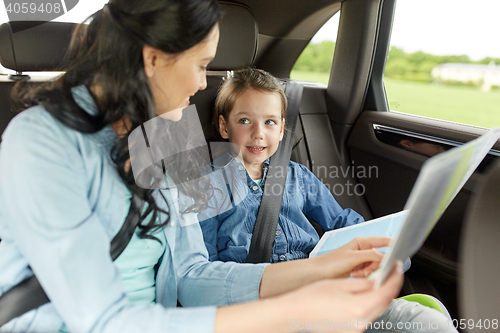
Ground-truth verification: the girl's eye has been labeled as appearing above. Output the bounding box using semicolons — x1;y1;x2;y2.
238;118;250;124
265;119;277;125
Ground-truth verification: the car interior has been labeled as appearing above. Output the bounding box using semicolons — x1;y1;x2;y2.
459;158;500;329
1;0;499;329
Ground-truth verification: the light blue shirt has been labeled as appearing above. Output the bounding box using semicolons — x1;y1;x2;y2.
0;85;268;333
59;200;167;333
112;212;167;306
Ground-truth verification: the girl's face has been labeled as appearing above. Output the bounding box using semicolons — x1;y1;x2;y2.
219;88;285;178
145;24;220;119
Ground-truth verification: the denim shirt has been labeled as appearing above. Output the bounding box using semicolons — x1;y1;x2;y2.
0;86;268;333
199;156;365;263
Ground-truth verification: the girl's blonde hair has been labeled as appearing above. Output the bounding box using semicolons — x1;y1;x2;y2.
213;67;287;139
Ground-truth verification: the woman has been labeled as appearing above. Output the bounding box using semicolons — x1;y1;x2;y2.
0;0;402;332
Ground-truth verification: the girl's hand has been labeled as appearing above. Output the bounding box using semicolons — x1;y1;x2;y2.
314;236;391;279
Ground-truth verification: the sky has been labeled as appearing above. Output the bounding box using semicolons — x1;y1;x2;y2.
313;0;500;61
1;0;499;61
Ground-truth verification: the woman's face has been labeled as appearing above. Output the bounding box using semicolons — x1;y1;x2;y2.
146;24;220;118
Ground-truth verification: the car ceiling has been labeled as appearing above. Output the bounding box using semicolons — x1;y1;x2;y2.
222;0;341;38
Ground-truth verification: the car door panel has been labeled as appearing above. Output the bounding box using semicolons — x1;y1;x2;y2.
348;110;499;284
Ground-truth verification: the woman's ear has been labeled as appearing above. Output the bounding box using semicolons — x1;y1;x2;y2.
143;45;160;78
219;115;229;139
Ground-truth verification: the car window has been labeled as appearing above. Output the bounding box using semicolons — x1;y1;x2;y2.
290;12;340;85
384;0;500;129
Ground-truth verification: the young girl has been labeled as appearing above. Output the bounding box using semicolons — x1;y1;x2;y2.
200;67;365;263
199;67;457;333
0;1;405;332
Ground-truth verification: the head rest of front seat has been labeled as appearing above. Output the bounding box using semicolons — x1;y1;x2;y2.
0;21;75;72
208;2;258;71
0;2;258;73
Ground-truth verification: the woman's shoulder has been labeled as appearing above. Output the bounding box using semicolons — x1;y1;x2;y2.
0;105;92;169
3;105;77;144
6;104;54;126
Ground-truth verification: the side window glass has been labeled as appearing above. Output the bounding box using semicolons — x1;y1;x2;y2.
0;64;14;75
290;12;340;85
385;1;500;129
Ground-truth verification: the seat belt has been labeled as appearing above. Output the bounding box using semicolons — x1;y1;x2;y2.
247;80;304;264
0;195;145;327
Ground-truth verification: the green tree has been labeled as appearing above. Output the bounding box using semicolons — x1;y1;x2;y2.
385;58;414;79
387;46;405;58
294;41;497;87
293;41;335;73
384;48;475;83
476;57;500;65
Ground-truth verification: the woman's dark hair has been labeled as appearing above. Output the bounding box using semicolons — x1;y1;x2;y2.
12;0;220;239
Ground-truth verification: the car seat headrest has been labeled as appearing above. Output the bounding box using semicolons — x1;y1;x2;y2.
0;21;75;72
0;3;257;73
208;2;258;71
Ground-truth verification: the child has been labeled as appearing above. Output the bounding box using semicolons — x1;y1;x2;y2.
198;68;457;333
199;67;365;263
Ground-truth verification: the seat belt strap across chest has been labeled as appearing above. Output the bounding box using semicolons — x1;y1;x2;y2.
247;80;304;264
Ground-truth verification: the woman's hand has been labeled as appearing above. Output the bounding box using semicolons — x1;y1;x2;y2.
314;236;391;279
216;263;403;333
283;263;403;333
259;236;391;299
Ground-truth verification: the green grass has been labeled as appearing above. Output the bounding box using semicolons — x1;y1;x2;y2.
291;70;330;86
291;70;500;129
